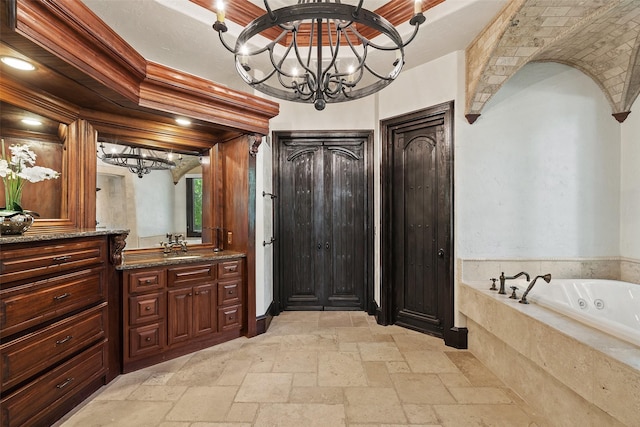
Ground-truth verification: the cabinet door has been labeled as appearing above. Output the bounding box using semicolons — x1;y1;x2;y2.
167;288;192;346
193;284;216;338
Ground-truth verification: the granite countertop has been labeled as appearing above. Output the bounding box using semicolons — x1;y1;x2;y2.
117;249;246;270
0;228;129;244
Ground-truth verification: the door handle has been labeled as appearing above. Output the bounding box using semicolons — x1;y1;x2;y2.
438;248;445;258
317;243;322;250
325;242;330;250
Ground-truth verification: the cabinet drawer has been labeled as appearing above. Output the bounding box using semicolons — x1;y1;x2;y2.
0;238;106;285
218;259;242;280
218;304;242;332
168;263;215;287
129;322;165;359
129;292;165;326
0;267;105;338
218;279;241;306
0;341;106;427
0;303;107;391
128;269;165;293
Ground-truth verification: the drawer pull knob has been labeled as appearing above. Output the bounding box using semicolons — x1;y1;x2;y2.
56;335;73;345
145;306;151;311
53;293;71;301
195;291;200;295
52;255;72;262
144;279;152;284
56;377;74;389
228;290;233;294
146;337;151;342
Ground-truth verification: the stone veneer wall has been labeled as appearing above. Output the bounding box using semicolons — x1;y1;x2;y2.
459;282;640;426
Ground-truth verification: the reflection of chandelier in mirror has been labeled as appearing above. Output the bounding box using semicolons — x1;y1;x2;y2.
213;0;425;110
98;143;178;178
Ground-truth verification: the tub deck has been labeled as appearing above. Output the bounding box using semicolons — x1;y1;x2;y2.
460;280;640;426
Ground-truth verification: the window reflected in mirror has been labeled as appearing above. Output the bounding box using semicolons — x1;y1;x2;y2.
96;142;203;249
186;176;202;237
0;101;66;218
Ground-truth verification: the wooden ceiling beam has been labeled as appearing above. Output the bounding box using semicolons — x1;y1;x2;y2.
191;0;445;45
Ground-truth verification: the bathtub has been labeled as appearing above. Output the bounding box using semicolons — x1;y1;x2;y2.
525;279;640;347
459;280;640;426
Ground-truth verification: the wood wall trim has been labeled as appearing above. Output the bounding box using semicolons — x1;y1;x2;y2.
10;0;279;136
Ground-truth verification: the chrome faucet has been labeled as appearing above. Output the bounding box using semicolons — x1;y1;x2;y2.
519;273;552;304
498;271;530;295
160;233;188;254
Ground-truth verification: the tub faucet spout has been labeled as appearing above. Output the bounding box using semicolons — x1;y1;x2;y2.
519;274;552;304
498;271;530;295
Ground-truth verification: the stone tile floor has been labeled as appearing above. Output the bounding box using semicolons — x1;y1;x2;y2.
57;311;548;426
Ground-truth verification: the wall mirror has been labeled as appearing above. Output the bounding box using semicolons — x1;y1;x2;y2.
0;100;68;220
95;140;205;250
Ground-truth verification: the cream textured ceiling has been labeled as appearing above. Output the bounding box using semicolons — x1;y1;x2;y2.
465;0;640;123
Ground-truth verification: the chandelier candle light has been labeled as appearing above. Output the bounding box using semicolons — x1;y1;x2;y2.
213;0;426;110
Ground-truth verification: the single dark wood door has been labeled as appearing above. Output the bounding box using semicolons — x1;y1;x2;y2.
383;103;453;338
276;133;369;310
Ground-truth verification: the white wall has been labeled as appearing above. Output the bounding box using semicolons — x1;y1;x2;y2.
268;95;376;131
133;169;175;240
456;62;621;258
620;99;640;259
256;138;274;316
378;51;461;120
173;176;187;235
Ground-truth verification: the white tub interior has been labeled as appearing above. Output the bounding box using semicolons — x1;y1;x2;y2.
523;279;640;348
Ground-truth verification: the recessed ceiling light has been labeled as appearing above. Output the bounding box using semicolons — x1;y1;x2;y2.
1;56;35;71
175;118;191;126
21;118;42;126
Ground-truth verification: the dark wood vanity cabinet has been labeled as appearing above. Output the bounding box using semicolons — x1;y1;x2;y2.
122;257;244;372
0;235;117;427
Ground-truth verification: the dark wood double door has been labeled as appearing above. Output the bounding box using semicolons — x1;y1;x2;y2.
274;131;372;311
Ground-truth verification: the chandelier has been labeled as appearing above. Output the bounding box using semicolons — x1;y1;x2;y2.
213;0;425;110
98;143;177;178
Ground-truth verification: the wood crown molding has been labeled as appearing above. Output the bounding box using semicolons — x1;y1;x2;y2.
141;62;279;136
9;0;279;136
0;77;79;124
81;108;220;152
13;0;146;103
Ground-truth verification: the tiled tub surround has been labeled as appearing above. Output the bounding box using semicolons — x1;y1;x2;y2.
460;258;625;283
621;257;640;284
459;281;640;426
